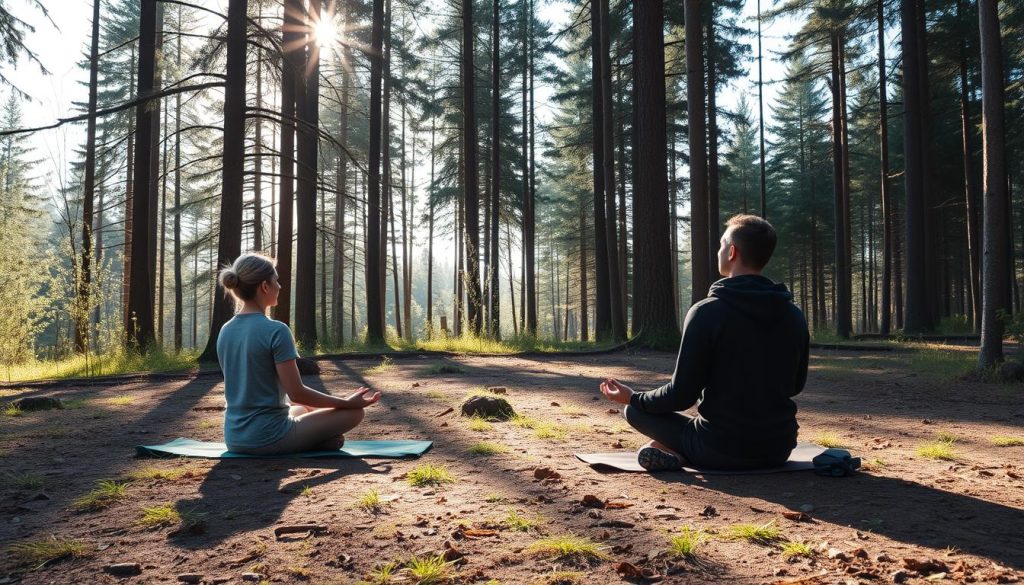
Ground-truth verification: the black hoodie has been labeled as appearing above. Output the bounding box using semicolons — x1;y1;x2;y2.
630;274;809;461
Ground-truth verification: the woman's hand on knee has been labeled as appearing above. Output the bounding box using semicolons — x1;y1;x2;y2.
600;378;634;405
342;387;382;409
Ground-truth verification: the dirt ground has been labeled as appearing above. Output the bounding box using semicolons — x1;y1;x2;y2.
1;348;1023;585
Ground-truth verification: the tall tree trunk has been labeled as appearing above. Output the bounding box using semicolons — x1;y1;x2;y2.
489;0;501;339
590;0;611;340
686;0;710;306
294;0;320;348
276;0;301;326
757;0;767;218
332;4;351;344
199;0;247;362
148;4;163;322
878;0;893;335
903;0;931;333
173;4;183;352
831;29;852;339
123;46;136;330
616;59;628;320
707;10;721;276
977;0;1008;367
427;96;436;337
959;0;982;331
76;0;102;353
158;94;169;345
599;0;624;341
579;203;589;341
463;0;483;336
632;0;678;344
127;0;158;348
525;0;537;336
253;5;264;252
366;0;386;343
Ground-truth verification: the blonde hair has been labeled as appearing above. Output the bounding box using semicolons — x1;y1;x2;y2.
218;253;277;306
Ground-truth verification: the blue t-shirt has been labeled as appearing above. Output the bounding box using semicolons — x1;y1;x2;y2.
216;313;299;449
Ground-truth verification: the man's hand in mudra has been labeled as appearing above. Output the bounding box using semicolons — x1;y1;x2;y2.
599;378;634;405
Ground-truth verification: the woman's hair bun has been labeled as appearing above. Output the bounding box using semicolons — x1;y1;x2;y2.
220;269;240;290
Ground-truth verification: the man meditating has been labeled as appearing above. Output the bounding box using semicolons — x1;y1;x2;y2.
600;214;809;471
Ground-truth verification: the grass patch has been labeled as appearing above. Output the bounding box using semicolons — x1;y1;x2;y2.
559;405;585;417
534;572;585;585
2;472;45;491
525;535;609;563
533;421;566;440
484;493;507;503
288;566;312;579
511;414;539;429
426;363;465;375
991;435;1024;447
917;438;958;460
106;394;135;406
137;503;205;530
299;484;313;497
425;390;448;402
467;416;493;432
468;441;508;456
406;463;455;487
404;554;456;584
4;537;88;568
781;541;815;558
936;431;959;444
365;356;395;374
72;479;127;511
2;348;200;383
356;488;382;512
123;465;198;483
812;431;847;449
2;403;23;417
726;521;783;545
668;526;707;558
365;560;399;584
502;508;543;532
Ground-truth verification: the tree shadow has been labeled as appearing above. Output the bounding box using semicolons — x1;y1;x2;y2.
603;468;1024;569
169;457;391;549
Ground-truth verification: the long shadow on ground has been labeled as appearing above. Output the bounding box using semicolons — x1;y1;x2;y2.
611;468;1024;570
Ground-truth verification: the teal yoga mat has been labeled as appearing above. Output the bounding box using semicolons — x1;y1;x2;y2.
136;437;433;459
575;442;826;474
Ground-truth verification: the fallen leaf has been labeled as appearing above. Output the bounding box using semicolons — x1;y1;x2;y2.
605;501;633;509
782;511;812;522
581;494;605;508
607;408;620;414
550;401;560;407
433;407;454;417
615;561;644;578
457;528;498;539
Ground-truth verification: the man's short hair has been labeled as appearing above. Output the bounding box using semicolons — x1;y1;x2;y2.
725;214;777;270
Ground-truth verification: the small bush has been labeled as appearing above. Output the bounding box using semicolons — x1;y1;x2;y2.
917;439;958;460
2;403;22;417
357;488;382;512
404;554;456;584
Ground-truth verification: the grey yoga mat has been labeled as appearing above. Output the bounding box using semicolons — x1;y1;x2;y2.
575;442;826;474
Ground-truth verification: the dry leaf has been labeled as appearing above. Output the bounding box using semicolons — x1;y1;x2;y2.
605;501;634;509
901;558;948;575
581;494;605;508
534;467;561;481
782;511;811;522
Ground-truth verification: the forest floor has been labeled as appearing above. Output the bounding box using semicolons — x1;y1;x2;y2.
1;347;1023;585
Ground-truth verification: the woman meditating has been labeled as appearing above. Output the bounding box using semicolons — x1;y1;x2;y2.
217;253;381;455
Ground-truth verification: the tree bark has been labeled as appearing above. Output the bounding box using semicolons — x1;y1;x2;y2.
199;0;247;362
686;0;710;306
463;0;483;336
902;0;930;333
127;0;158;348
878;0;893;335
599;0;624;340
294;0;320;348
276;0;301;326
590;0;610;340
173;4;183;352
365;0;386;343
977;0;1008;368
632;0;678;344
76;0;101;353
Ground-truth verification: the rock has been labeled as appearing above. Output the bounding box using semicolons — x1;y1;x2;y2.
296;357;321;375
177;574;203;583
890;569;910;583
876;554;895;563
486;386;507;394
700;505;718;517
103;563;142;577
828;548;850;561
241;573;265;582
1000;361;1024;382
210;578;231;584
460;395;515;420
11;396;63;411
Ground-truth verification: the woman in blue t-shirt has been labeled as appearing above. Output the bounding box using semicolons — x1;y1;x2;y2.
216;253;381;454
